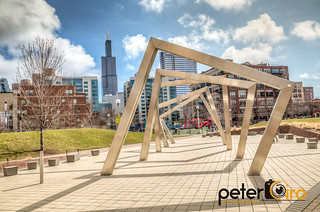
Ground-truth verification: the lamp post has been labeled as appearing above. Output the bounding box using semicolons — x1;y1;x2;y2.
4;101;8;131
196;105;200;134
107;113;110;129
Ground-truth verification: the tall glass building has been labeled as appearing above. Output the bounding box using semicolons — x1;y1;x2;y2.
160;51;197;96
62;76;99;112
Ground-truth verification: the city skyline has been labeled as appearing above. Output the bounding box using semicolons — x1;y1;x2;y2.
0;0;319;99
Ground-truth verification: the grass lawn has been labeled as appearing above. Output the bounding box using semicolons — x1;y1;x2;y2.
0;128;153;161
250;117;320;130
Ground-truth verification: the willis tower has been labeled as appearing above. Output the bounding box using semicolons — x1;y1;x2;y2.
101;30;118;95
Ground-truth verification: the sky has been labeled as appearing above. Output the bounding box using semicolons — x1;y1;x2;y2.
0;0;320;99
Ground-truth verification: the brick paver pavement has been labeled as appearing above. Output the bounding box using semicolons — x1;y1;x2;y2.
0;134;319;211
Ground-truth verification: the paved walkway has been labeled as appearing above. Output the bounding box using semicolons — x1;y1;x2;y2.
0;135;319;211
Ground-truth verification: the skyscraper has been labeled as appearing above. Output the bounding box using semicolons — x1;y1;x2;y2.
0;78;10;93
160;51;197;96
101;30;118;95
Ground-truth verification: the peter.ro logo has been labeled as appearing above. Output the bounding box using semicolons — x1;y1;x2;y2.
265;179;306;201
218;179;306;205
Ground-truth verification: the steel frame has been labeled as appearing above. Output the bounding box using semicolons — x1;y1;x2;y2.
101;38;294;176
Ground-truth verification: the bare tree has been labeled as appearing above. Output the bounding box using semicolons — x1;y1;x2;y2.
84;103;100;128
16;37;65;184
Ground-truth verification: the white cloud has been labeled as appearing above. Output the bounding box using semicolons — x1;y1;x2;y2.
126;64;135;71
138;0;166;14
177;13;230;44
221;44;272;64
122;34;148;59
233;13;287;44
0;0;97;85
168;35;205;51
299;73;320;80
200;0;255;11
291;21;320;41
0;55;19;84
55;38;96;76
300;73;310;79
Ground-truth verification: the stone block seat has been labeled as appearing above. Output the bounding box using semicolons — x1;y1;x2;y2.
48;158;60;166
248;131;257;136
278;134;285;138
286;134;294;140
27;161;37;170
202;134;206;138
67;153;80;162
296;137;305;143
3;166;18;176
308;138;318;143
91;149;100;156
307;142;317;149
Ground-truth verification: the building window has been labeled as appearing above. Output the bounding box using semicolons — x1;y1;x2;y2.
84;89;88;92
26;90;33;96
76;108;80;114
230;100;237;106
84;85;88;88
264;68;271;74
230;91;236;97
66;90;73;95
228;75;234;79
84;81;88;84
238;90;246;98
73;99;77;105
62;99;65;103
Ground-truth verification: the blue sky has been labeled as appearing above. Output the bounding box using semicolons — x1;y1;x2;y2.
0;0;320;98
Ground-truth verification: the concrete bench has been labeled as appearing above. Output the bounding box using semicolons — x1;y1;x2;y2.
3;166;18;176
307;142;317;149
286;134;294;140
202;134;206;138
48;158;60;166
278;134;285;138
209;133;213;137
67;153;80;162
248;131;257;136
308;138;318;143
27;161;37;170
91;149;100;156
260;131;264;135
296;137;305;143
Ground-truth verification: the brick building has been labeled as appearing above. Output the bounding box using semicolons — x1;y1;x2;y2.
303;87;314;101
193;62;290;126
16;84;90;130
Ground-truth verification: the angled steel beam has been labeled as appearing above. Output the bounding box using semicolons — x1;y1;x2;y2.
161;119;175;144
159;118;169;147
151;38;292;90
154;104;162;152
222;85;232;150
159;87;207;109
248;86;294;175
160;94;200;119
139;71;162;161
158;69;254;89
236;84;256;158
101;41;158;175
161;79;199;87
201;93;227;145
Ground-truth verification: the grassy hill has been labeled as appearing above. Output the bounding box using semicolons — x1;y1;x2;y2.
0;128;152;161
250;117;320;131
